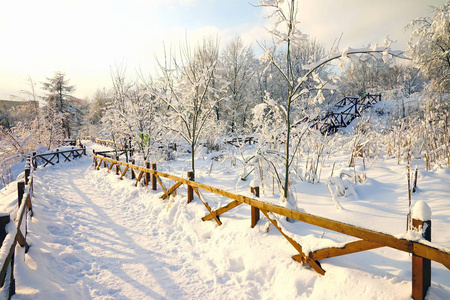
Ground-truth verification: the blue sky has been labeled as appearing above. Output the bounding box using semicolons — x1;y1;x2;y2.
0;0;445;100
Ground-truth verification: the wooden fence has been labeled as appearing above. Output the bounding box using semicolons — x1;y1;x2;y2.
0;158;34;299
76;137;125;149
299;93;382;135
31;147;86;170
93;153;449;299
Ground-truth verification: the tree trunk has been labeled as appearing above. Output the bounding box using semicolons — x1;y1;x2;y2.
191;143;195;180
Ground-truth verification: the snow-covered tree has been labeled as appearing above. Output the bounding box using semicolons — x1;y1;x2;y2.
220;36;258;134
404;2;450;168
152;38;228;178
256;0;406;203
41;72;83;138
101;65;166;162
408;2;450;97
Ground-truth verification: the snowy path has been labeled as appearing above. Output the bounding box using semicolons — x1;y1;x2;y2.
14;157;221;299
9;151;450;299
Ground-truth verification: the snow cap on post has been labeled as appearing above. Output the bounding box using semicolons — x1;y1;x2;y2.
250;177;260;188
412;200;432;221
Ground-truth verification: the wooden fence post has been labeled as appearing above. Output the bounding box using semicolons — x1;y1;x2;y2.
250;185;260;228
115;156;120;175
412;166;418;193
146;162;150;186
32;152;37;170
93;150;97;168
131;159;135;180
24;165;30;186
17;181;25;207
187;171;194;203
0;214;15;297
411;201;431;300
152;164;157;191
56;149;59;163
0;214;10;248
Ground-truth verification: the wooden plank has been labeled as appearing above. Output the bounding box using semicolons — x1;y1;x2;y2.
202;200;242;221
307;240;383;261
41;154;56;167
155;175;167;193
0;240;16;288
26;193;33;217
413;243;450;270
261;209;303;254
193;187;222;226
119;166;129;180
96;158;104;170
135;171;144;187
261;209;325;275
107;162;115;173
16;230;30;252
161;181;183;200
61;152;71;162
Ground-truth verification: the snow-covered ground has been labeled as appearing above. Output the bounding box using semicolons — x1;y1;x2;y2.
0;141;449;299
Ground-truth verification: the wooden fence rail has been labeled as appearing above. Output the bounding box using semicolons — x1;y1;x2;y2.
93;154;449;300
0;158;34;299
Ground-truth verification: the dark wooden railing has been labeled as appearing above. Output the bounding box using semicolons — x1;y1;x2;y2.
31;147;86;170
0;147;86;298
305;94;382;134
0;158;34;299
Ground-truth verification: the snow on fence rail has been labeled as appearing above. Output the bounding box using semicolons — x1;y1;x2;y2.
93;153;450;300
0;157;33;299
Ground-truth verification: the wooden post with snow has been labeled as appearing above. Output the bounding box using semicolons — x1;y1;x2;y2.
250;179;260;228
187;171;194;203
411;201;432;300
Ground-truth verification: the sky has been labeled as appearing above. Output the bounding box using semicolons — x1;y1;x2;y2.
0;0;446;101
